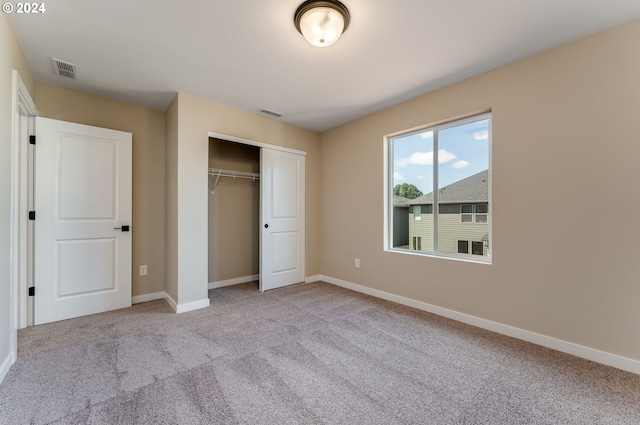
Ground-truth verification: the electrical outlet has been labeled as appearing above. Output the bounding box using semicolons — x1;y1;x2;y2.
355;258;360;268
139;265;148;276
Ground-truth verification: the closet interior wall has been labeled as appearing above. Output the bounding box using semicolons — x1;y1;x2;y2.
208;138;260;284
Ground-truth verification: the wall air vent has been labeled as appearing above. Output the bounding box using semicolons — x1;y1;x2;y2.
51;58;77;80
259;108;283;118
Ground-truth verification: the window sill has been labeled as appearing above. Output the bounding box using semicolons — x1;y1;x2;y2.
385;247;492;265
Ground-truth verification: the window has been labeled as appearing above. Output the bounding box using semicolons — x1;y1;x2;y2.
461;204;488;223
475;204;488;224
461;204;473;223
457;240;469;254
386;113;491;262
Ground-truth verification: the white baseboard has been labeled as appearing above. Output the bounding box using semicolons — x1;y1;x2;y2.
132;291;167;304
208;275;259;289
176;298;210;314
0;350;15;385
207;274;320;289
139;291;209;314
164;292;178;312
320;275;640;375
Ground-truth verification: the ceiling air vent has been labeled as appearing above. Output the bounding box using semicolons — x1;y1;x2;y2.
259;108;283;118
51;58;77;80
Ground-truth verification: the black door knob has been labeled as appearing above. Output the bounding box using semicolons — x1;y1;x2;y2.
264;224;269;228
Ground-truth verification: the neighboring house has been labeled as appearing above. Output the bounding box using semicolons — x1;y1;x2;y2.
404;170;489;256
393;195;411;247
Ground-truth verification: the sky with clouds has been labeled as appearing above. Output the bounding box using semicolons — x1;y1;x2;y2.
392;118;489;194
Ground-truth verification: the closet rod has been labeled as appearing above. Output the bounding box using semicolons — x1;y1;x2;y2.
208;168;260;194
208;168;260;180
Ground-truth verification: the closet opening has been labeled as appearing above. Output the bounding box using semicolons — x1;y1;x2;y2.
207;132;307;293
208;138;260;291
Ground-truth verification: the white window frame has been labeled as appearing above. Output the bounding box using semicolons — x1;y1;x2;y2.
474;204;488;224
383;112;492;264
461;204;473;223
472;241;485;256
457;240;469;254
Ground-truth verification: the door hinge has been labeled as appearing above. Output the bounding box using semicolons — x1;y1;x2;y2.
28;287;35;296
28;211;36;220
29;135;36;145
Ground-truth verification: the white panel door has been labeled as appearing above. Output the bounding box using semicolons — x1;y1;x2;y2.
260;148;305;291
34;117;132;325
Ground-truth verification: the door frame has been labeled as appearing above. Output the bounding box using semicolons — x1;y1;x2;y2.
10;70;37;364
207;132;306;288
209;132;306;157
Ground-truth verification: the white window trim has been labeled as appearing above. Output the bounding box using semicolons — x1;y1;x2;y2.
461;204;473;223
383;111;492;264
471;241;485;256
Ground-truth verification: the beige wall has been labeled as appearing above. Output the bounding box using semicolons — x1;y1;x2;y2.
165;93;321;305
35;84;166;298
208;139;260;282
320;19;640;361
0;13;35;376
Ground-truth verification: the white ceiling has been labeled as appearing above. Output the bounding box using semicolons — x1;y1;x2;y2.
8;1;640;132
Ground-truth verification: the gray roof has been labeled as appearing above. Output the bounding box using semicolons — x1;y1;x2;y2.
409;170;488;205
394;195;412;207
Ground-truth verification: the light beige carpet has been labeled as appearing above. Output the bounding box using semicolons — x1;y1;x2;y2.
1;281;639;424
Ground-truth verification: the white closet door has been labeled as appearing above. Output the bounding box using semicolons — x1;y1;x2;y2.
33;117;132;325
260;148;305;291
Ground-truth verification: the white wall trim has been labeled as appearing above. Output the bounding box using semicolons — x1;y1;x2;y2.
320;275;640;375
305;275;321;283
9;70;37;379
132;291;167;304
208;132;306;156
208;275;258;289
135;292;209;314
164;292;178;312
175;298;210;314
0;350;15;385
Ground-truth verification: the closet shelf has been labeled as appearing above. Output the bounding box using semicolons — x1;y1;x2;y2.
208;168;260;194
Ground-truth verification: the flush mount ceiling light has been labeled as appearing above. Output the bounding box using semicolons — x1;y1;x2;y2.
294;0;350;47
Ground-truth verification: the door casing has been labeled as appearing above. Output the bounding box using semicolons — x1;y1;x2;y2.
9;71;37;373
